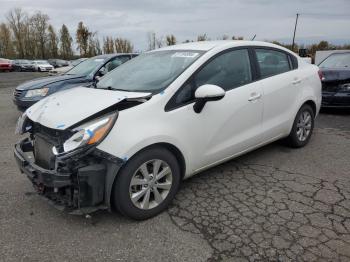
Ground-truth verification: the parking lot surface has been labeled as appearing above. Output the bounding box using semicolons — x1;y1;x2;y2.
1;72;350;261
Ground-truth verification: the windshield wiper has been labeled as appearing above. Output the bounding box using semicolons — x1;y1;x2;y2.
97;85;113;90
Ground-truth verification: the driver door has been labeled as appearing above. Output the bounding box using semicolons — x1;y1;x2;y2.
166;48;264;171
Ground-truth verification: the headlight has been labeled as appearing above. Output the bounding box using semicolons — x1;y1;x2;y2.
340;83;350;91
53;113;117;155
25;87;49;98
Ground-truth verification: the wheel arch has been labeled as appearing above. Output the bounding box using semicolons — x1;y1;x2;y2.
126;142;187;179
107;142;187;211
303;99;317;116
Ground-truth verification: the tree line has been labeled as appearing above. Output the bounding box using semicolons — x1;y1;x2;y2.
1;8;349;60
0;8;135;59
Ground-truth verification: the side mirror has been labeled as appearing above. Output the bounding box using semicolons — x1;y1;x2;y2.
97;67;107;77
94;75;101;82
193;84;225;113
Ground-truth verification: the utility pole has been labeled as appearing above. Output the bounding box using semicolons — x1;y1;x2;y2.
292;13;300;52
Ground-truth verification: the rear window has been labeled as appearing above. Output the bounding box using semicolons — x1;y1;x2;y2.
319;53;350;69
255;49;291;78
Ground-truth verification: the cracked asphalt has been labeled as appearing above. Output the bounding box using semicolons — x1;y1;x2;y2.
1;72;350;261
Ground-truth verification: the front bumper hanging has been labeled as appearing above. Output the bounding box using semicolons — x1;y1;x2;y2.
14;137;123;214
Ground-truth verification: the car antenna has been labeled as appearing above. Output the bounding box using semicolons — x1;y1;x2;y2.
251;34;256;41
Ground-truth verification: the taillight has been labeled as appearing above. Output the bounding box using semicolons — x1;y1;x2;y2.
318;70;324;81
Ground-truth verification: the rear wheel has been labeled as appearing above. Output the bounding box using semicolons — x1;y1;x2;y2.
286;104;314;148
113;147;181;220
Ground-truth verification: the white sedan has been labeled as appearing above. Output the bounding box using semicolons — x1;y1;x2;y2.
32;60;54;72
15;41;321;220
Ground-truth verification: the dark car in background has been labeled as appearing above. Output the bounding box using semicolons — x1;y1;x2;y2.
13;53;137;111
12;60;36;72
48;59;69;68
0;58;12;72
319;52;350;108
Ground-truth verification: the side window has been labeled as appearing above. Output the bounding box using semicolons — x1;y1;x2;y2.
255;49;291;78
174;49;252;105
105;56;130;72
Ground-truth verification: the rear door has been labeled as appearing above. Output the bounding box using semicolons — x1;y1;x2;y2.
254;48;300;140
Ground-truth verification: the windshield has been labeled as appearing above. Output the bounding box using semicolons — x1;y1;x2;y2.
35;61;47;64
319;53;350;69
71;59;85;66
66;57;106;75
96;50;204;92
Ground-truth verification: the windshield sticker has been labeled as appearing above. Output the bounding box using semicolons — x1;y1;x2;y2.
171;52;199;58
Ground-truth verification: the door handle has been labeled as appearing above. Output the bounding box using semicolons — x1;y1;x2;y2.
292;79;302;85
248;93;262;102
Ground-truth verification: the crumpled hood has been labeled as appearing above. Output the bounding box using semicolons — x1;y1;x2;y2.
16;74;86;90
26;87;150;129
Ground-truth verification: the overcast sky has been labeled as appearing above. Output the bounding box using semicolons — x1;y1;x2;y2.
0;0;349;51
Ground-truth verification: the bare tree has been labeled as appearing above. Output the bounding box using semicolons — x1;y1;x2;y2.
6;8;27;58
114;38;133;53
103;36;114;54
59;24;73;59
166;34;177;46
147;31;156;50
87;32;102;56
30;11;49;58
197;33;208;41
232;36;243;40
221;34;229;40
156;35;164;48
0;23;15;58
47;24;58;58
76;21;91;57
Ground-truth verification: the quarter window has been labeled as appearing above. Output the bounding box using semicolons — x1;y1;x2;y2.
255;49;291;78
174;49;252;105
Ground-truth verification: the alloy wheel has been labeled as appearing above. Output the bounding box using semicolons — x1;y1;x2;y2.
296;111;312;142
129;159;173;210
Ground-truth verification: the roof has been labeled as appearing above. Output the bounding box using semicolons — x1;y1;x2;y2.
154;40;293;53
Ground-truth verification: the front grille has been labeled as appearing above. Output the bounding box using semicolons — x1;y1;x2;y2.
13;89;24;98
322;82;340;92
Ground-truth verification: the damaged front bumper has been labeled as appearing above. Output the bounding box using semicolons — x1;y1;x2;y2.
14;137;124;214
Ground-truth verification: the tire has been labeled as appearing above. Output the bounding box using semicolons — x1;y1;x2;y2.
286;104;315;148
113;147;181;220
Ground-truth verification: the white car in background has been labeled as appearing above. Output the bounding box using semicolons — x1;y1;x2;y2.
15;41;321;220
32;60;54;72
49;58;88;75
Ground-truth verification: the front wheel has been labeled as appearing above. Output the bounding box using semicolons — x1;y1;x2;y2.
286;104;315;148
112;147;181;220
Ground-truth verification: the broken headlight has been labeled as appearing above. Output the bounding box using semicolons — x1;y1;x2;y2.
53;113;117;155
